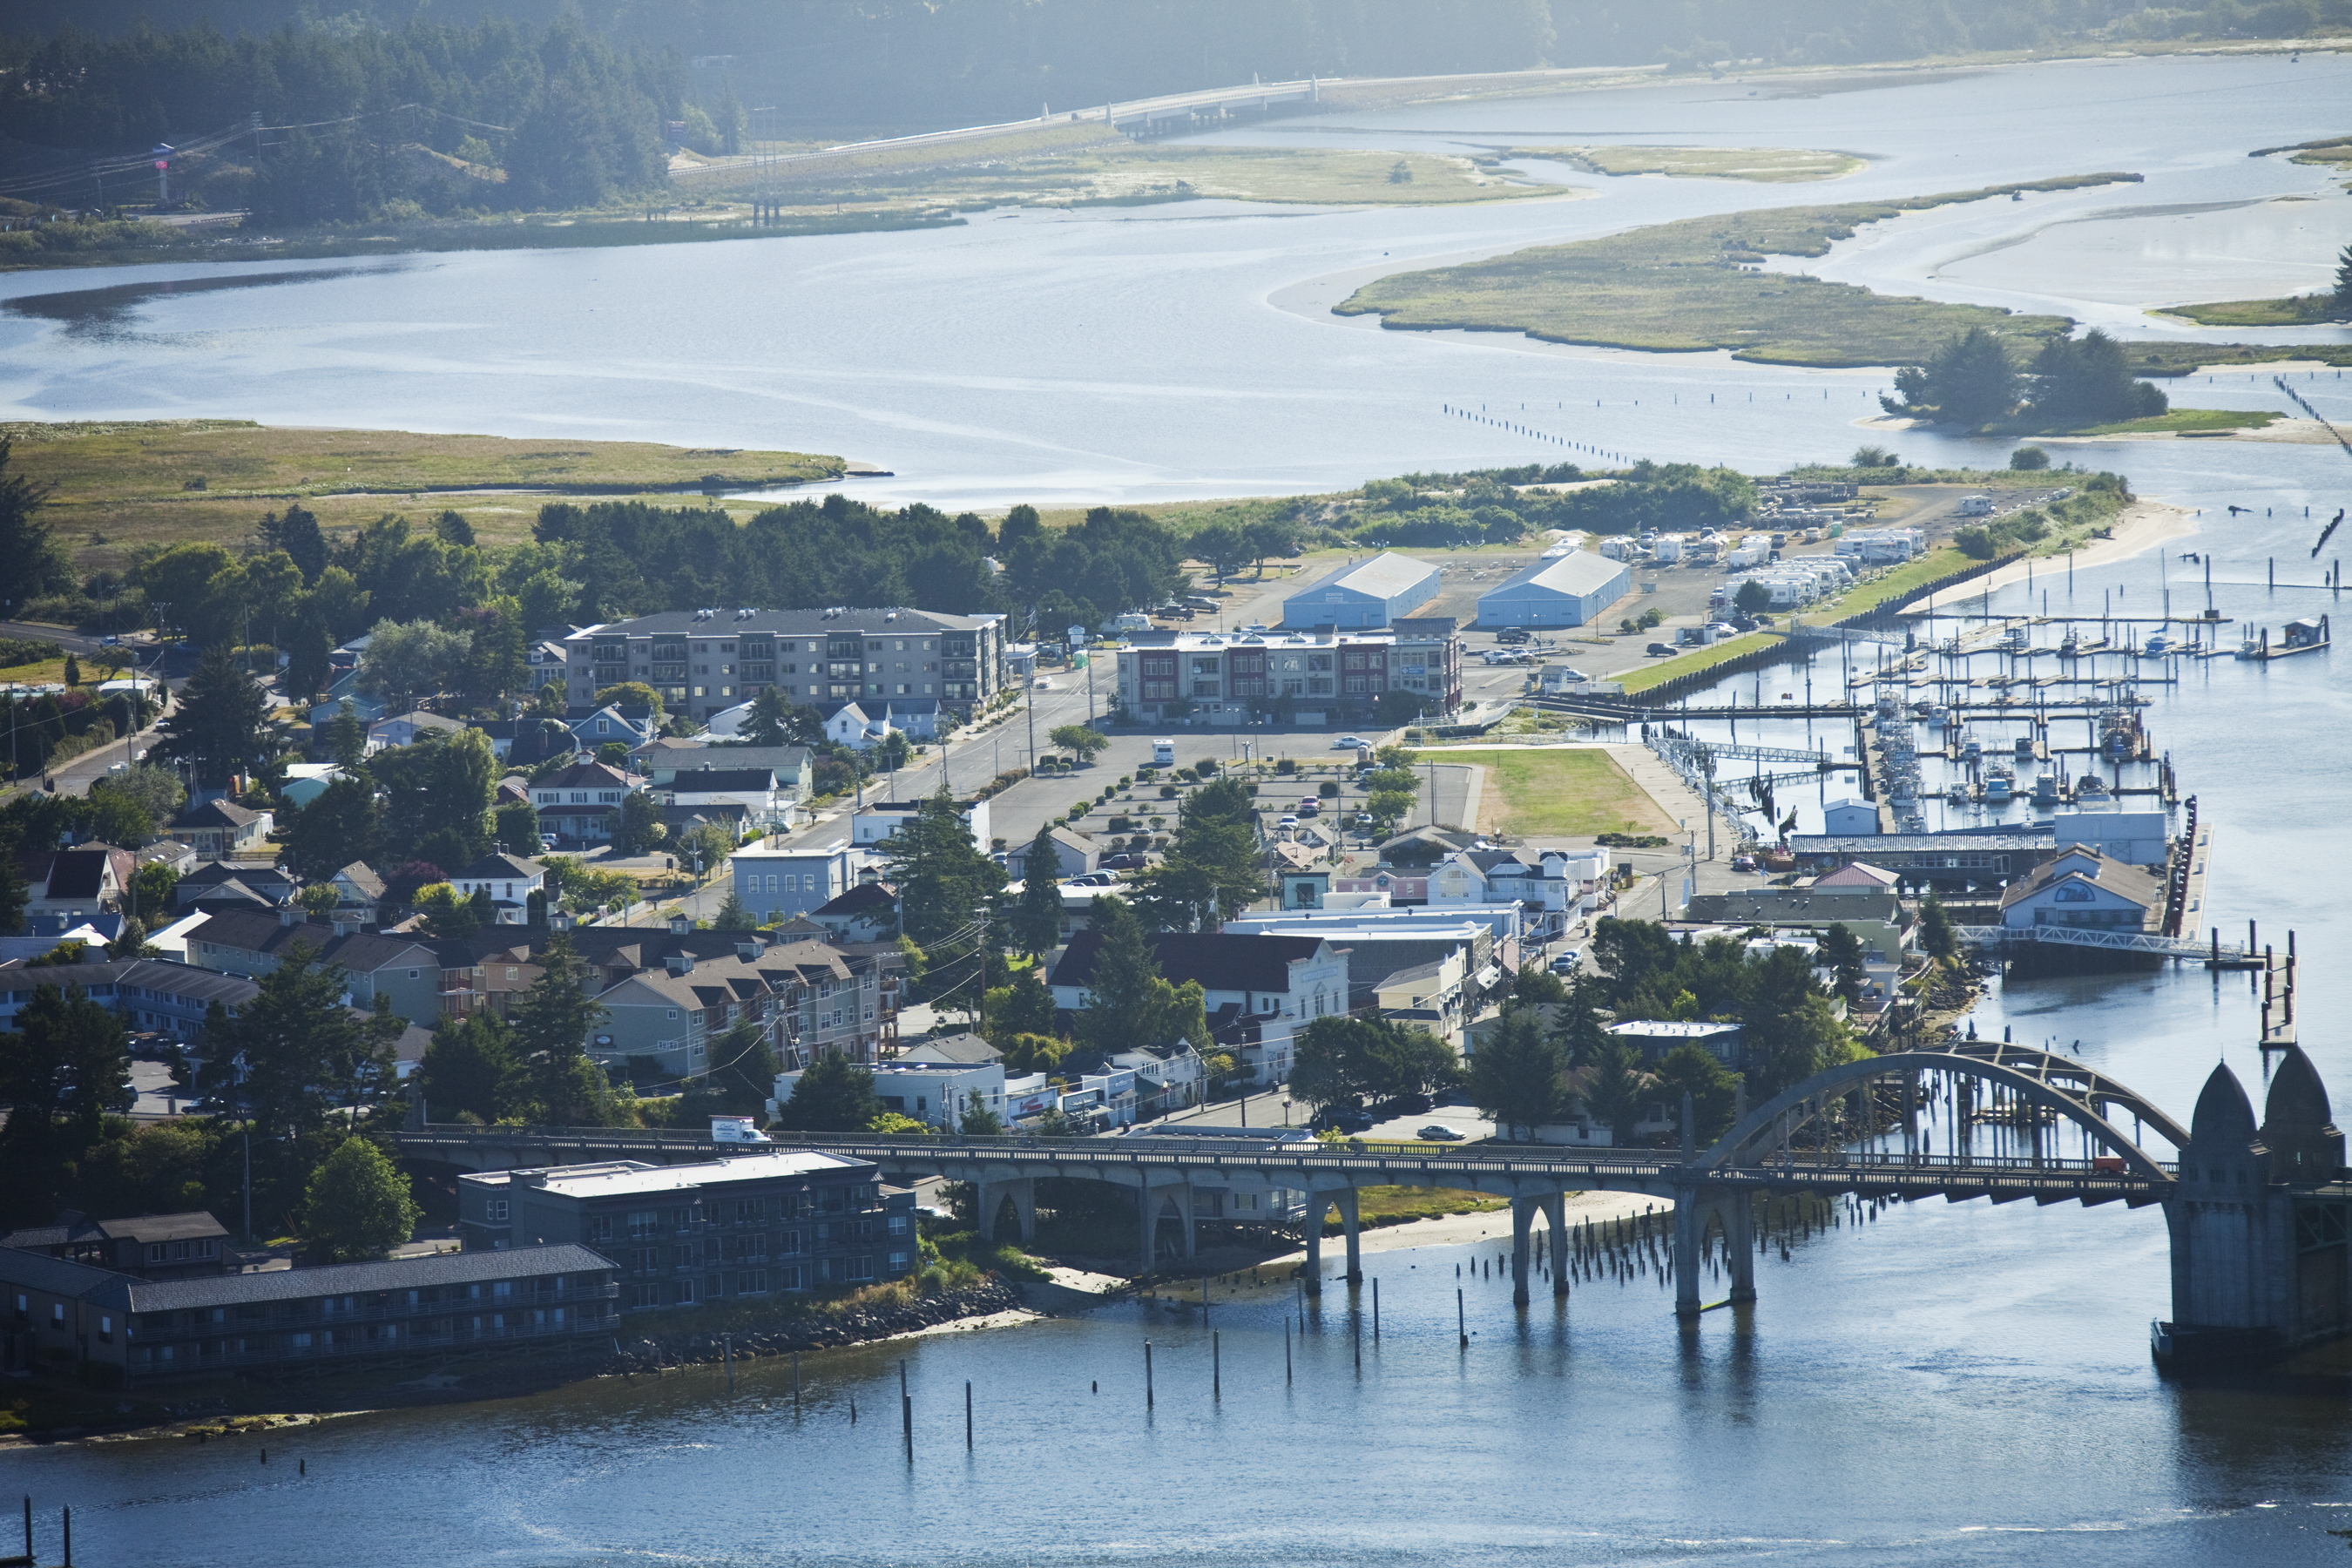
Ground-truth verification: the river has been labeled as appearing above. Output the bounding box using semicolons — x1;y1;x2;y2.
10;49;2352;1565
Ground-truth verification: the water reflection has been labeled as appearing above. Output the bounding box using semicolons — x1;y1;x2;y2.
4;266;392;340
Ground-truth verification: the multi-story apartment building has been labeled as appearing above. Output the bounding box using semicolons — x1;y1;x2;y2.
579;926;889;1081
1112;620;1462;726
456;1152;916;1308
562;607;1006;726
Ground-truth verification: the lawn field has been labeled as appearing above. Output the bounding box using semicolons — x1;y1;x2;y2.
1436;747;1680;837
3;420;845;575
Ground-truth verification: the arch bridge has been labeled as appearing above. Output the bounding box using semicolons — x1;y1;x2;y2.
402;1038;2214;1321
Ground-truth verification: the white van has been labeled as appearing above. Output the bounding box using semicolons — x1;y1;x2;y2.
1152;739;1177;767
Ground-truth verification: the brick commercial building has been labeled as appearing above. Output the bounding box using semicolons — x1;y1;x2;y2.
562;607;1007;726
1112;621;1461;726
457;1152;916;1308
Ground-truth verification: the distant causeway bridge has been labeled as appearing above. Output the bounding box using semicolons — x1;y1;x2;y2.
400;1038;2352;1362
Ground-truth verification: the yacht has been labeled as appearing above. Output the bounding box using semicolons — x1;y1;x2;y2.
1984;768;2015;803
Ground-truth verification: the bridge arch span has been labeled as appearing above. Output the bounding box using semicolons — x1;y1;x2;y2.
1699;1044;2186;1183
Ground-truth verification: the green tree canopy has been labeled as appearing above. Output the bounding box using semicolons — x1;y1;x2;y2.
415;1012;520;1125
509;934;613;1125
155;644;268;789
0;437;68;600
1467;1004;1570;1142
301;1136;422;1263
1012;821;1066;956
1894;326;2021;426
1652;1043;1742;1145
772;1051;885;1132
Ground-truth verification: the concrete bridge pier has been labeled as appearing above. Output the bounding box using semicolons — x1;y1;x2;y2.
1336;1189;1362;1283
1511;1196;1538;1305
1673;1193;1705;1319
1542;1193;1570;1298
1140;1180;1194;1272
977;1178;1036;1245
1725;1194;1757;1305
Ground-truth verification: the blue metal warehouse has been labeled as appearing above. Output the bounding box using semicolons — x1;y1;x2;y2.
1281;551;1441;629
1476;551;1632;628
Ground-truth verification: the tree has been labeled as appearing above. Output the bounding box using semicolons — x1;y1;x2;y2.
87;762;184;848
1918;887;1959;962
1652;1043;1741;1145
877;728;912;776
0;437;70;600
494;800;542;855
1050;724;1110;764
1896;327;2020;426
1849;444;1900;468
1012;821;1066;956
1467;1004;1569;1141
1189;522;1247;584
713;889;755;930
156;644;268;788
613;789;664;856
593;681;663;717
1584;1042;1649;1146
1132;777;1263;931
1072;895;1206;1058
373;728;496;870
744;686;821;747
985;964;1057;1043
2338;243;2352;315
0;983;132;1139
286;775;382;882
1290;1017;1375;1111
957;1089;1004;1136
1734;578;1773;615
771;1050;884;1132
301;1136;421;1262
130;858;179;916
199;945;392;1144
412;882;483;938
356;618;471;713
885;788;998;951
509;934;611;1125
703;1019;775;1112
326;700;370;772
1819;923;1868;1004
2009;445;2051;471
258;504;329;585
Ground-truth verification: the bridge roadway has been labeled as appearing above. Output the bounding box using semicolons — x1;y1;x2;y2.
400;1039;2182;1317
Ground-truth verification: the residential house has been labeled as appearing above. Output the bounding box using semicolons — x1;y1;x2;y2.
469;716;579;767
1997;847;2160;935
446;852;546;924
456;1154;912;1307
16;842;133;934
585;935;881;1082
635;741;813;803
530;760;640;846
0;958;259;1042
366;711;464;753
168;799;272;860
810;881;898;943
277;763;348;810
0;1243;618;1383
1004;826;1098;882
328;862;386;923
851;797;990;852
185;910;446;1024
1048;930;1350;1084
1608;1019;1746;1066
660;765;793;835
567;705;659;753
433;935;544;1024
0;1211;232;1280
173;861;297;911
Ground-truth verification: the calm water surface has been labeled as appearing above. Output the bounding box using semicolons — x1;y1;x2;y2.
10;51;2352;1565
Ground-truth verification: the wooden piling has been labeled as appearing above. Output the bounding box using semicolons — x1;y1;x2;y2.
794;1350;801;1415
1372;1278;1380;1340
1285;1317;1293;1384
1458;1288;1467;1347
965;1381;973;1450
1213;1331;1221;1401
1146;1340;1154;1409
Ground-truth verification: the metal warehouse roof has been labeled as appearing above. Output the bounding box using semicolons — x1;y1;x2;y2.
1288;551;1439;604
1481;550;1627;599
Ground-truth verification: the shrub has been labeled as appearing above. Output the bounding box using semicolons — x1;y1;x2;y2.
1275;757;1297;775
1159;784;1179;799
1318;781;1339;797
2010;446;2051;471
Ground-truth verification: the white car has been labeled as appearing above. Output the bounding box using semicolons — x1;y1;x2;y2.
1333;735;1367;749
1277;814;1301;830
1031;676;1055;690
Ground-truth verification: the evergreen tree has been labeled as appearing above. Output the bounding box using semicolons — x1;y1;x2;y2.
986;964;1057;1044
1074;896;1161;1053
1652;1043;1741;1145
156;644;268;788
613;789;663;856
771;1051;884;1132
287;775;382;883
0;982;133;1139
1132;777;1264;932
1896;327;2020;426
1013;821;1066;956
702;1019;777;1112
259;504;329;585
2337;243;2352;315
301;1136;421;1262
1584;1041;1648;1146
327;700;369;773
494;800;543;856
1467;1004;1569;1141
957;1088;1004;1136
713;889;754;930
0;437;69;599
510;934;612;1125
199;944;375;1145
1819;923;1868;1004
1918;888;1959;962
416;1013;521;1125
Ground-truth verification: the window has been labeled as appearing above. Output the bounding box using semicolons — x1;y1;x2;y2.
889;1251;910;1274
409;969;421;979
147;1242;166;1263
51;1302;64;1328
777;1265;803;1291
850;1256;875;1281
777;1230;801;1254
733;1198;763;1223
587;1215;615;1243
627;1210;661;1240
486;1200;510;1222
98;1315;112;1342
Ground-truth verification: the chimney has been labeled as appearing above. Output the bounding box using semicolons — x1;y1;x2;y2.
280;905;301;927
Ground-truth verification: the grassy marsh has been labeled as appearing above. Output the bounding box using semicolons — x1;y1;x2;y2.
1509;145;1864;182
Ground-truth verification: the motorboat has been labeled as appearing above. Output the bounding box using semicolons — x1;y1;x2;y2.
2013;734;2034;760
1984;768;2015;803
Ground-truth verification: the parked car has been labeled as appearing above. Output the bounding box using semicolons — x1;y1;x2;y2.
1277;814;1301;830
1334;734;1367;749
1494;627;1531;645
1031;676;1055;690
1313;1106;1375;1134
1646;642;1678;657
1549;950;1583;974
1355;812;1375;828
1066;871;1118;887
1416;1125;1466;1142
1555;668;1592;684
1387;1092;1436;1115
1297;798;1320;816
1731;854;1759;872
1099;853;1146;870
540;833;561;849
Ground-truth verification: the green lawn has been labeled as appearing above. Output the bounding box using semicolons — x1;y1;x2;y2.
1615;632;1781;695
1434;747;1680;836
1327;1186;1508;1231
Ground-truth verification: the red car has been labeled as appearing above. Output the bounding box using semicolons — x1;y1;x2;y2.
1297;798;1321;815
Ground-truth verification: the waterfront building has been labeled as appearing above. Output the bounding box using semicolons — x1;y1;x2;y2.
456;1153;915;1307
1997;847;2159;934
0;958;257;1042
562;607;1007;726
0;1242;618;1384
1;1211;232;1280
